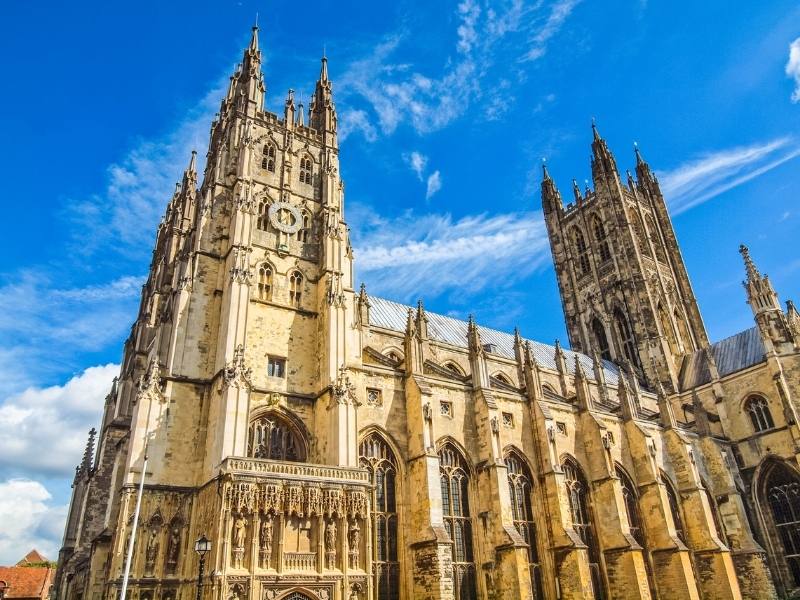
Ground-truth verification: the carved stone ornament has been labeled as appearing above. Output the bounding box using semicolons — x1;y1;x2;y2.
326;272;345;307
332;367;358;406
268;201;303;234
223;345;253;390
229;246;254;285
234;183;256;214
136;359;164;405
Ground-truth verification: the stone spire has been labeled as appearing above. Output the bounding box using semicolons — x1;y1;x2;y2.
81;428;97;474
740;244;781;315
284;89;296;128
590;121;619;183
310;55;337;140
224;24;266;116
541;162;562;215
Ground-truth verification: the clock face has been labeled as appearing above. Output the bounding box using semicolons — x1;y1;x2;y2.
268;201;302;234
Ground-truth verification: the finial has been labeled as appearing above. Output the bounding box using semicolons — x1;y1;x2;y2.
739;244;760;282
591;117;600;141
541;157;550;180
634;141;645;164
188;149;197;172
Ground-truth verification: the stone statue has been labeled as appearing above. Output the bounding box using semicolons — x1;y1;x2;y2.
325;519;337;569
259;514;273;569
232;515;247;569
144;528;159;576
348;520;360;569
165;526;180;573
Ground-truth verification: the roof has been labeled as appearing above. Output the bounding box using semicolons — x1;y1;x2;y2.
15;552;46;567
679;326;765;389
0;567;53;600
368;296;620;385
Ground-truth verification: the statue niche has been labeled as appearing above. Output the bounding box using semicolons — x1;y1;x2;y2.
164;518;182;575
259;512;274;569
232;513;248;569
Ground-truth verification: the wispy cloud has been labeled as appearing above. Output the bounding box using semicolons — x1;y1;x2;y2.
786;37;800;103
352;206;548;300
0;479;68;564
426;170;443;199
404;151;429;181
338;1;580;138
658;137;800;215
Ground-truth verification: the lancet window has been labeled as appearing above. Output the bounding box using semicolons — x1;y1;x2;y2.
257;200;270;231
616;466;643;546
591;318;611;361
289;271;303;307
746;395;775;433
506;451;543;598
439;443;476;600
297;211;310;243
563;458;604;599
592;216;612;262
614;309;639;368
646;215;667;263
661;474;685;543
359;433;400;600
248;412;305;462
262;143;276;172
572;227;591;276
257;263;273;301
299;156;313;184
630;211;652;258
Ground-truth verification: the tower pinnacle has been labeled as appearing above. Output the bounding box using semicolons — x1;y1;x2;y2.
590;121;619;182
310;55;337;141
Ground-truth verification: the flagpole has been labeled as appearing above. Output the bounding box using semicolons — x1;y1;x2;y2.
120;440;148;600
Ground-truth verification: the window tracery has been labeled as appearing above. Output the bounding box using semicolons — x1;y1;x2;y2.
297;211;310;243
506;451;543;598
661;474;685;543
572;227;591;276
261;143;276;172
248;412;305;461
257;200;270;231
591;318;611;361
257;263;273;301
592;216;611;263
763;463;800;586
563;458;604;599
359;434;400;600
299;155;313;184
616;466;643;546
289;271;303;307
439;443;476;600
746;395;774;433
613;309;639;368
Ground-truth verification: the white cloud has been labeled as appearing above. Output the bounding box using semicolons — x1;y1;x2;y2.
657;138;800;214
352;207;549;299
338;1;579;138
786;37;800;103
426;170;443;199
404;151;429;181
0;479;67;564
339;109;378;142
0;364;118;479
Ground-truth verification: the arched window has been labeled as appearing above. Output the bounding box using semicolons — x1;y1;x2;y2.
444;362;465;377
563;458;604;599
591;318;611;361
289;271;303;307
261;143;276;172
506;451;543;598
674;309;692;353
762;462;800;587
297;211;310;243
299;155;313;185
746;395;774;433
629;210;652;258
360;434;400;600
572;227;591;276
439;443;476;600
257;264;273;301
613;309;639;368
257;200;270;231
248;412;305;461
493;372;512;386
592;216;611;262
616;466;643;546
658;303;679;356
661;474;685;543
646;215;667;263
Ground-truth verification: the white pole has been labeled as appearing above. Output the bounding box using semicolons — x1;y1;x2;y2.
120;443;148;600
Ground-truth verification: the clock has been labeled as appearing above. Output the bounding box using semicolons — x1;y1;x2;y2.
267;201;303;234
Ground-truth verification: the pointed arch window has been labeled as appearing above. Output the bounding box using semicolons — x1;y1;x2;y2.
439;444;476;600
591;318;611;361
746;395;774;433
297;211;310;243
763;462;800;586
592;216;612;262
262;143;276;172
563;458;604;599
299;156;313;185
674;309;692;354
257;264;273;301
661;474;685;543
572;227;591;276
629;211;652;258
646;215;667;263
658;303;679;356
248;412;306;461
360;434;400;600
616;466;643;546
506;452;543;598
289;271;303;307
613;309;639;368
257;200;270;231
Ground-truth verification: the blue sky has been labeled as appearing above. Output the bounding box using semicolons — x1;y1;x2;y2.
1;0;799;562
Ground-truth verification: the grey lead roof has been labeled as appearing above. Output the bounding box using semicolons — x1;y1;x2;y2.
679;326;765;389
368;296;620;386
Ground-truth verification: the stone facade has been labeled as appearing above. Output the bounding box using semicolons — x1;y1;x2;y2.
55;26;800;600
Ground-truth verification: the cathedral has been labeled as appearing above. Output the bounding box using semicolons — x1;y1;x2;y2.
54;25;800;600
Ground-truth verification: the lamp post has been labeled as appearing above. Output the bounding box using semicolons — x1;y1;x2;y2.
194;535;211;600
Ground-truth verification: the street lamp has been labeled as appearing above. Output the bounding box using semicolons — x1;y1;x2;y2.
194;535;211;600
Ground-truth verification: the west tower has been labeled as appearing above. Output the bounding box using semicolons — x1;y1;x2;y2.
542;126;709;390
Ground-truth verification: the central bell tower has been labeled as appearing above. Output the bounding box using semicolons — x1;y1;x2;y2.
542;126;709;391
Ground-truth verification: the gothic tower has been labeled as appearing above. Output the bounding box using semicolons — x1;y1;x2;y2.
542;125;709;390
